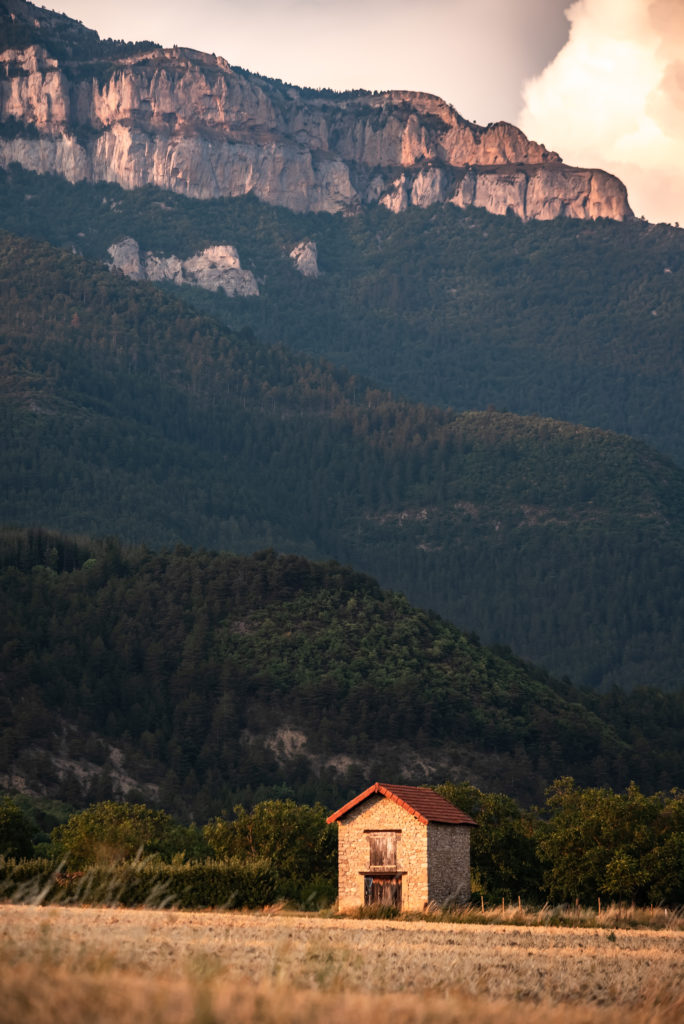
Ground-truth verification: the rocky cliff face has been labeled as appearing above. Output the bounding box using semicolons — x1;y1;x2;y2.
289;241;319;278
0;3;632;222
107;238;259;296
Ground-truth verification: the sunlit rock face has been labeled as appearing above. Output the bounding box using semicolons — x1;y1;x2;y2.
107;238;259;296
289;241;319;278
0;22;632;222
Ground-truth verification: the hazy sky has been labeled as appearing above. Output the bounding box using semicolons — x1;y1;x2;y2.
54;0;683;225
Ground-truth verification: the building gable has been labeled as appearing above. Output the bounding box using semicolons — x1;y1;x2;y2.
327;781;477;826
329;782;475;911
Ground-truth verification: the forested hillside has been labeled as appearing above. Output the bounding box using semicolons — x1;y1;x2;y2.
1;167;683;462
2;528;682;818
3;232;684;690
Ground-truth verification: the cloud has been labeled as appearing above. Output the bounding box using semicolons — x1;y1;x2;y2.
519;0;684;225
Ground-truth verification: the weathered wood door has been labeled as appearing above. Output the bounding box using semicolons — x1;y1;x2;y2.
366;831;398;868
364;875;402;908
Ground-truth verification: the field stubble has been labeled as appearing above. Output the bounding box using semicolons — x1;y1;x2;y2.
0;904;681;1024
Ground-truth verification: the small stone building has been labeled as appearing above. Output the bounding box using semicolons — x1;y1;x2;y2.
327;782;477;911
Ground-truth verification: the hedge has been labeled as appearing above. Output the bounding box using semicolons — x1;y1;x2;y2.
0;856;277;908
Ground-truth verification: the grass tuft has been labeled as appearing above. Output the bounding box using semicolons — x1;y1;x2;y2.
339;900;683;931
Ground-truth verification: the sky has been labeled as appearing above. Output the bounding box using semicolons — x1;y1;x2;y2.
53;0;683;225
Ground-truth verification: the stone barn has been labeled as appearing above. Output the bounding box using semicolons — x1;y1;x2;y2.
327;782;477;911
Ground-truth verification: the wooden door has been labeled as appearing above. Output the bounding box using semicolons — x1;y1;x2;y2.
364;875;402;908
366;831;398;868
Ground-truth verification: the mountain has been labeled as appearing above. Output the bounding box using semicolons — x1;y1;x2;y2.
3;231;684;692
0;0;631;221
2;528;682;816
2;0;682;820
1;167;682;464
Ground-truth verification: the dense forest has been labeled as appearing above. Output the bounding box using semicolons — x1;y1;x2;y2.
1;528;683;819
1;167;683;463
2;232;684;689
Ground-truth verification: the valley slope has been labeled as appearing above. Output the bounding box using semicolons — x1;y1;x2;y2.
2;232;684;692
1;169;682;464
2;528;682;815
1;0;684;815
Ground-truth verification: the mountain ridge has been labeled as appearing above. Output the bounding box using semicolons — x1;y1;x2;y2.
2;528;682;814
0;0;631;221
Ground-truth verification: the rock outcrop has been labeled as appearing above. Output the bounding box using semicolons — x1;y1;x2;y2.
0;1;632;222
107;238;259;296
289;240;319;278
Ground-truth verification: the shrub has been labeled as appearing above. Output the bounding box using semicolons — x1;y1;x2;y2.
50;801;194;867
204;799;336;904
0;856;277;908
0;857;55;902
0;797;34;859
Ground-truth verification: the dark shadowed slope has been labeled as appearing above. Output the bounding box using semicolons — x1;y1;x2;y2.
2;232;684;690
2;529;682;816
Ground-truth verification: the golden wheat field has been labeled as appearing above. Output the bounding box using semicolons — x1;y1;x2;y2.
0;904;682;1024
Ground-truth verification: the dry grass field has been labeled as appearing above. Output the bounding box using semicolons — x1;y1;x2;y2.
0;904;682;1024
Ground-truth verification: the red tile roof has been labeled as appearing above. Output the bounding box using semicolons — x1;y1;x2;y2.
326;782;477;826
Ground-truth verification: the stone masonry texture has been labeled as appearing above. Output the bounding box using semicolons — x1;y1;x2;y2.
427;822;471;904
336;793;471;911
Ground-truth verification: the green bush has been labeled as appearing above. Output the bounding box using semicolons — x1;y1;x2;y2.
538;778;684;905
204;800;336;904
436;782;544;902
50;801;201;867
0;856;277;908
0;797;35;859
0;857;56;901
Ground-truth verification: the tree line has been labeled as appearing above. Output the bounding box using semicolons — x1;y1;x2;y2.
2;779;682;908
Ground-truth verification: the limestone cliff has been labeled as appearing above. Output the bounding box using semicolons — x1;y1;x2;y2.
290;241;319;278
0;1;632;222
107;238;259;296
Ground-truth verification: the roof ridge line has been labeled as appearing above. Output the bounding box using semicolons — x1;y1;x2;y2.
326;781;477;826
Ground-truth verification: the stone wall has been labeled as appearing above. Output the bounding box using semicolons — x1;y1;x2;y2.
336;795;473;911
427;822;472;904
336;793;428;912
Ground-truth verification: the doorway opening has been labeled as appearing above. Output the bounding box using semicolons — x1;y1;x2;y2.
364;874;402;908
